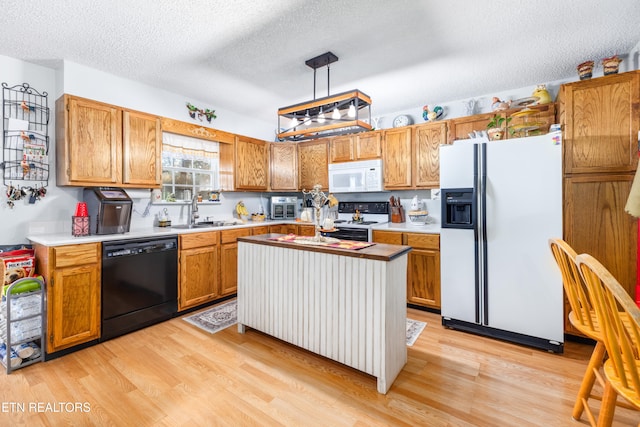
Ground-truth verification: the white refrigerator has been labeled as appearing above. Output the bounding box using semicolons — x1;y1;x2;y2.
439;133;564;352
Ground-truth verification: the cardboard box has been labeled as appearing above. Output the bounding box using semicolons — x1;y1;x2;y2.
0;249;36;286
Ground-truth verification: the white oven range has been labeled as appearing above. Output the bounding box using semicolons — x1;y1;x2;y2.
322;201;390;242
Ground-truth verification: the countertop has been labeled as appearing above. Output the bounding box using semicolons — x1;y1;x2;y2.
238;234;412;262
371;222;441;234
27;219;440;246
27;220;281;246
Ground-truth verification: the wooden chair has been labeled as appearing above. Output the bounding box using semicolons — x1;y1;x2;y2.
549;238;606;420
576;253;640;427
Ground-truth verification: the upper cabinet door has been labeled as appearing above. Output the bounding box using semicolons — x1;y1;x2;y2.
562;71;640;174
298;139;329;191
382;127;412;189
270;143;298;191
355;131;382;160
329;135;354;163
61;96;122;185
413;122;447;188
235;136;269;190
123;110;161;186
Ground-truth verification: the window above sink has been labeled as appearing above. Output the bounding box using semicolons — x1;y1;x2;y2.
161;132;220;201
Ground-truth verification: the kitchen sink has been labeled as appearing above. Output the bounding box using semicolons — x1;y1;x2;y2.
171;224;211;229
171;221;227;229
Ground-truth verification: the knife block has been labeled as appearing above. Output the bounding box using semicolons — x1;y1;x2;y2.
391;206;405;223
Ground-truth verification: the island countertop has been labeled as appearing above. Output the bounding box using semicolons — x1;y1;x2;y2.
237;233;412;262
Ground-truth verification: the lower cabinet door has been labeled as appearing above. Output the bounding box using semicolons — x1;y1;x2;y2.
220;243;239;295
50;264;100;352
179;246;219;311
407;249;441;309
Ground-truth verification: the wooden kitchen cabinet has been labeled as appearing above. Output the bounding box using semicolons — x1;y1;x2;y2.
560;72;639;174
220;228;252;296
372;230;441;310
356;131;382;160
413;121;448;188
269;224;299;235
448;103;556;143
34;242;101;353
372;230;403;245
56;95;121;186
559;71;640;334
122;109;162;186
235;136;269;190
178;231;220;311
382;127;412;189
447;112;495;144
298;139;329;191
564;174;637;298
270;142;298;191
251;225;270;236
329;132;382;163
329;135;355;163
405;233;441;309
298;224;315;236
56;94;162;188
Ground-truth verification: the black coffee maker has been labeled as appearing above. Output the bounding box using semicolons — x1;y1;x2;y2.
83;187;132;234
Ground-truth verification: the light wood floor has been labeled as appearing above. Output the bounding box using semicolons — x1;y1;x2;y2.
1;305;639;426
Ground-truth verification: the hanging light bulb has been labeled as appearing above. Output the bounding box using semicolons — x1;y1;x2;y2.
289;113;299;129
332;104;341;120
304;110;311;125
347;101;356;118
317;107;326;123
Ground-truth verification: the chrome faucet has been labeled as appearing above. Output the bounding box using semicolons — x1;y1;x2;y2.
190;195;199;225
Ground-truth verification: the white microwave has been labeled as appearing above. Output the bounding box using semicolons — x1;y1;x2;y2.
328;159;383;193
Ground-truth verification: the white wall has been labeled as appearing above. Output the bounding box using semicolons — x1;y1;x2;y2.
0;55;79;244
59;61;274;139
375;54;639;130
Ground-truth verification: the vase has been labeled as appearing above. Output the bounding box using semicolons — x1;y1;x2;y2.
602;55;622;75
577;60;594;80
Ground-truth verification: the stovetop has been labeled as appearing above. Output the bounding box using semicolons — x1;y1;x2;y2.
334;219;380;226
333;201;390;229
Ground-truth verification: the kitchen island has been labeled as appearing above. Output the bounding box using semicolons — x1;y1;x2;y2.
237;234;411;394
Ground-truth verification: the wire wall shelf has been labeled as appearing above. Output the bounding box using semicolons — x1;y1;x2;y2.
2;82;50;186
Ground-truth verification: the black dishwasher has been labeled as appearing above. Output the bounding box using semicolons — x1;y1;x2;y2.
101;236;178;341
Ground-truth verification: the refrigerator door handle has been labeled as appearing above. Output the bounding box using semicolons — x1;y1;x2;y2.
477;142;489;325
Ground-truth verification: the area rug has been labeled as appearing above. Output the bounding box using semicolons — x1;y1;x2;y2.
184;299;427;346
183;299;237;334
406;319;427;347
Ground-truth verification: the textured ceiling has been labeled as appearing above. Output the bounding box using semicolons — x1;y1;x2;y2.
1;0;640;125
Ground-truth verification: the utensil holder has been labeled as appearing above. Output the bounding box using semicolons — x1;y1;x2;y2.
391;206;405;223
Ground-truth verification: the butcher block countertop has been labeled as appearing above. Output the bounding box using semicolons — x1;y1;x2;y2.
238;234;411;262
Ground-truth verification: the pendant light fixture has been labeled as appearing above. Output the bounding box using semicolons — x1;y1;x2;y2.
331;103;341;120
347;101;356;118
277;51;372;141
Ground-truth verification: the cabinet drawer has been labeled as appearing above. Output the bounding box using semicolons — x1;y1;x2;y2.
405;233;440;250
180;231;220;250
372;230;403;245
221;228;252;244
53;243;100;268
251;226;269;236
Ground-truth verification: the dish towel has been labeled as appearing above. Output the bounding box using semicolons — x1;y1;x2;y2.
625;149;640;218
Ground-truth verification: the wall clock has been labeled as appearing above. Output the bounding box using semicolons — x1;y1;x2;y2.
392;115;413;128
